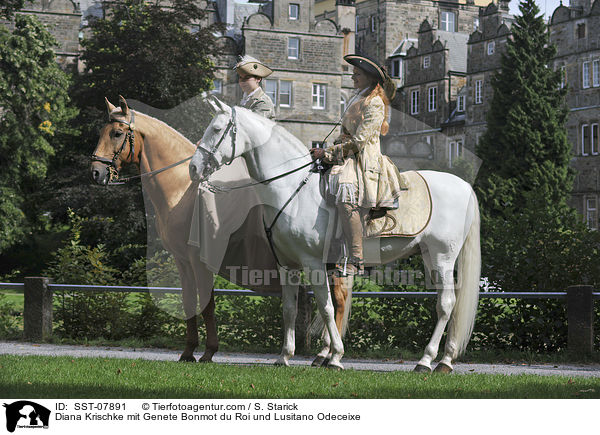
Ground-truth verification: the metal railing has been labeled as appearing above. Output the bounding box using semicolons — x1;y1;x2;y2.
1;280;597;354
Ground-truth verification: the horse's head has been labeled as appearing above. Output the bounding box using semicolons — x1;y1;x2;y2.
90;96;142;185
189;97;239;182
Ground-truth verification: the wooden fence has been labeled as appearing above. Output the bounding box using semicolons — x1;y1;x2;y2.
1;278;597;354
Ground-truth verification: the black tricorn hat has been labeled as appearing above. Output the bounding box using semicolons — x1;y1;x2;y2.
344;54;396;100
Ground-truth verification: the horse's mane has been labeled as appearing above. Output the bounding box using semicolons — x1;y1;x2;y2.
234;106;310;156
131;110;196;150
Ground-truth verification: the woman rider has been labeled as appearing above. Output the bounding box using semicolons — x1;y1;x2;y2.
310;54;400;275
234;55;275;119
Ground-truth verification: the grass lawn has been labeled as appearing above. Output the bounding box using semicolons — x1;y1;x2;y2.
1;354;599;399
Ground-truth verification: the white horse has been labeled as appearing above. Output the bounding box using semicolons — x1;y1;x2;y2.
189;98;481;372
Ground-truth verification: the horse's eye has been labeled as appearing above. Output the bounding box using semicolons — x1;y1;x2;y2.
114;131;123;138
213;125;223;132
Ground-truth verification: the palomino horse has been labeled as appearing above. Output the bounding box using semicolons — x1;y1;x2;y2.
189;98;481;372
89;96;351;364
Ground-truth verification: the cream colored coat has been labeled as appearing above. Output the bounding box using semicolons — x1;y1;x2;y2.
324;94;401;209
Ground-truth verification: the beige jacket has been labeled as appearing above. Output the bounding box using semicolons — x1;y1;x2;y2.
241;87;275;119
324;94;401;209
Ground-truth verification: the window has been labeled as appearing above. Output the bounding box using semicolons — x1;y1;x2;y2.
428;87;437;112
583;61;591;88
211;79;222;94
391;59;402;79
475;79;483;104
264;79;277;105
586;197;597;230
279;81;292;107
457;95;465;112
582;124;590;155
355;15;360;32
473;17;479;30
577;23;586;39
592;123;599;155
289;3;299;20
340;95;347;115
449;140;463;167
487;41;495;55
441;11;456;32
560;65;567;89
593;60;599;87
312;83;326;109
288;37;299;59
410;89;419;115
423;56;431;69
371;16;376;32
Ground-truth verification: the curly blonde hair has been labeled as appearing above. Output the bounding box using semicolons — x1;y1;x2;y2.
345;83;390;136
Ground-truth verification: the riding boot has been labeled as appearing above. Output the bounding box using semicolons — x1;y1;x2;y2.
337;202;366;276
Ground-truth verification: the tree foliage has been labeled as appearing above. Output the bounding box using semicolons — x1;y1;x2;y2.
476;0;572;220
0;0;31;19
0;15;78;253
75;0;221;109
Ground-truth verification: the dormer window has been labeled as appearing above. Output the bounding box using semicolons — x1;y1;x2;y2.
487;41;495;55
423;56;431;69
577;23;586;39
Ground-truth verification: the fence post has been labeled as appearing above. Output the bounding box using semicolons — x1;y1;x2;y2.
295;286;312;354
24;277;53;341
566;285;594;355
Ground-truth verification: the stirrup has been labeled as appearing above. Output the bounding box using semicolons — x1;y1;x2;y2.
334;257;364;277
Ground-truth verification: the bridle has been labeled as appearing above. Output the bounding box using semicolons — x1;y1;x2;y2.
194;107;238;181
91;111;138;184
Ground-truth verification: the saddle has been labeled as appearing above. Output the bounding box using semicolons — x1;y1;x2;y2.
318;167;433;238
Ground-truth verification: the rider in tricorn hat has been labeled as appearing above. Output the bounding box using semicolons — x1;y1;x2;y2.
310;54;401;276
234;55;276;119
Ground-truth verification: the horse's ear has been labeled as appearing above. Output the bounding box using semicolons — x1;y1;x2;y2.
208;96;231;114
105;97;117;115
118;95;129;116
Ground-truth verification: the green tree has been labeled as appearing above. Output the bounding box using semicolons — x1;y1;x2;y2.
0;15;78;253
0;0;32;18
75;0;221;109
476;0;572;221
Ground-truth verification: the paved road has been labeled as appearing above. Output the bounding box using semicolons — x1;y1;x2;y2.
1;341;599;377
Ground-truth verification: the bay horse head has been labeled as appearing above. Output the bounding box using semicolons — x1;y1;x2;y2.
91;96;142;185
189;96;237;182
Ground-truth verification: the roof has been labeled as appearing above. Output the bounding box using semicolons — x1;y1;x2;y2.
436;31;469;73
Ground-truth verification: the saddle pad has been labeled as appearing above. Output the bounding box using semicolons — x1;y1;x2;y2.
365;170;432;238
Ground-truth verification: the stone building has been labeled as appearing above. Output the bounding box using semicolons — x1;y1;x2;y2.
315;0;491;88
549;0;600;229
212;0;349;147
464;2;511;153
382;18;472;174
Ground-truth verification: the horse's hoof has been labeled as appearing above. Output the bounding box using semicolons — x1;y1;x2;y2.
198;355;214;363
311;356;327;367
326;361;344;371
434;362;453;374
321;357;331;367
413;364;431;373
274;359;289;367
179;355;196;362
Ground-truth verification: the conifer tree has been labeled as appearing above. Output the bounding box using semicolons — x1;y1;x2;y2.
476;0;572;221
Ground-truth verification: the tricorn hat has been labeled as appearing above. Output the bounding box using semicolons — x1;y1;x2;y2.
234;55;273;78
344;54;396;101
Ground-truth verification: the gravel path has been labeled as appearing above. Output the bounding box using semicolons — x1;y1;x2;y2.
1;341;599;377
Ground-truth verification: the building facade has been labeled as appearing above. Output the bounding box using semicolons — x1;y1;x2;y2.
549;0;600;229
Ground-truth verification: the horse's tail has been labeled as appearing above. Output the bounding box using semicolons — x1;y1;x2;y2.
309;276;353;338
450;190;481;357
